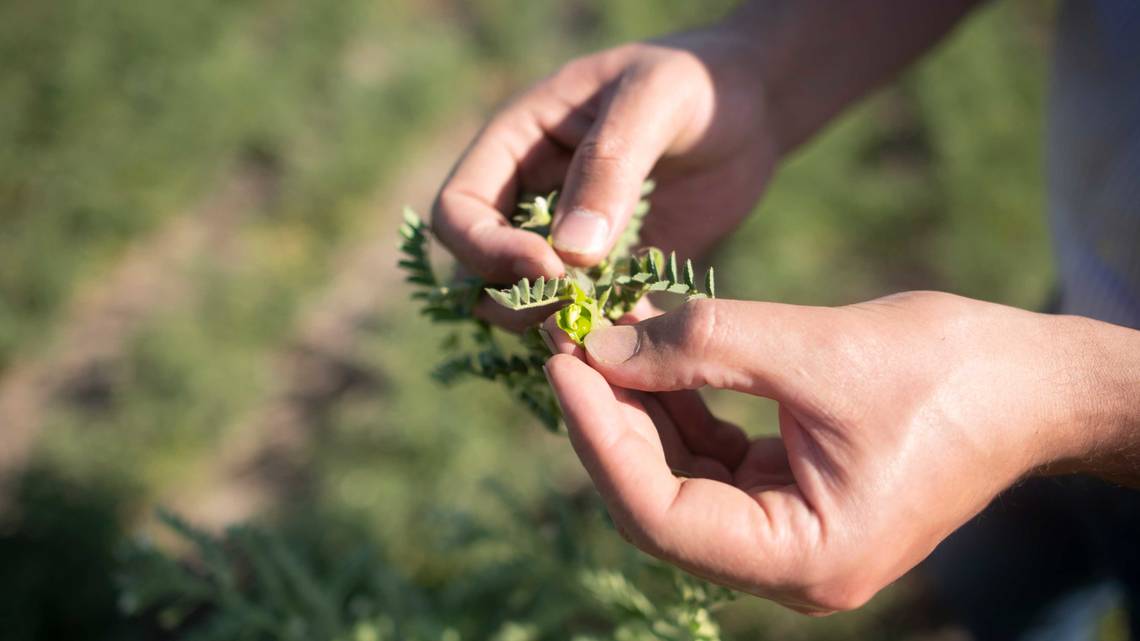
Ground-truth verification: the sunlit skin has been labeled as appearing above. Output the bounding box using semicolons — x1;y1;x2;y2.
542;295;1140;614
433;0;1140;615
432;2;983;298
432;30;775;282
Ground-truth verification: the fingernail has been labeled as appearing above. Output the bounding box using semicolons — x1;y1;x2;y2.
542;363;553;385
537;327;557;354
584;325;639;364
552;209;609;255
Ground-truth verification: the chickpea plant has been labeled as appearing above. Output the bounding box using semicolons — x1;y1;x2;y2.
397;181;716;430
394;183;733;640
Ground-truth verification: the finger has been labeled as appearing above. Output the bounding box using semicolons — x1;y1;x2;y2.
545;354;679;532
543;311;730;479
655;390;749;469
605;298;749;467
639;392;732;483
539;311;617;358
545;354;814;593
582;298;824;397
433;126;562;282
551;66;687;266
551;296;744;468
541;313;585;358
734;437;795;491
433;82;596;283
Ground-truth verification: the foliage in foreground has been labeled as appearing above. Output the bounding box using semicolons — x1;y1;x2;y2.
119;486;733;641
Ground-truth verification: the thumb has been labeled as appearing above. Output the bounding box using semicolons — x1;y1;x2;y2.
551;67;685;266
583;298;816;397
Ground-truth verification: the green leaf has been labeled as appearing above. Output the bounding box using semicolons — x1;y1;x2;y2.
485;276;569;310
485;287;513;307
666;252;679;284
705;268;716;298
398;240;424;256
597;285;612;309
566;278;591;305
647;248;665;280
402;206;420;226
595;267;614;289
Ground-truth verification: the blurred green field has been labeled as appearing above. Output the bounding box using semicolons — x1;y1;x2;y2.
0;1;1058;639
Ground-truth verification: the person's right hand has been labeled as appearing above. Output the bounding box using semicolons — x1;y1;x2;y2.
432;22;780;309
543;292;1140;613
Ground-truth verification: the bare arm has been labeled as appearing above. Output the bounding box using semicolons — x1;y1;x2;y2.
727;0;985;153
433;1;986;306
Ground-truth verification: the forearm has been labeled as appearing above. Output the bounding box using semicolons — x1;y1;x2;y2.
714;0;984;155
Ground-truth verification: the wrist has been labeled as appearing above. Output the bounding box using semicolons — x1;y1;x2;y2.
706;1;799;157
709;0;981;158
1037;314;1140;485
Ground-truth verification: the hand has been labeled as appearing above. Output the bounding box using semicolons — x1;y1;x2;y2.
432;23;778;292
543;292;1140;614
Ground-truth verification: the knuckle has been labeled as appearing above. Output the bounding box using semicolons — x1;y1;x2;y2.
576;136;632;173
429;188;452;225
430;191;487;256
674;298;720;355
607;508;671;559
628;50;705;103
427;192;508;281
628;526;670;561
872;290;976;336
429;190;459;239
877;289;965;313
623;526;656;554
921;290;973;318
654;48;703;79
612;515;657;554
550;56;596;88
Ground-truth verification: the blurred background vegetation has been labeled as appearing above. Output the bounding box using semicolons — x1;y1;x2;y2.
0;0;1063;639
